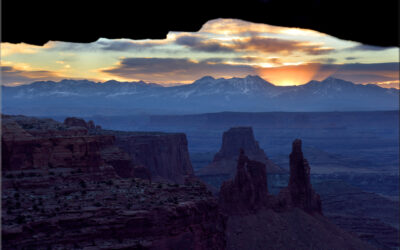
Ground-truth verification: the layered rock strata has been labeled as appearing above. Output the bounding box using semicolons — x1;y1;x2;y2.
219;139;321;215
114;133;194;184
2;115;225;249
2;175;226;249
219;140;375;250
198;127;285;181
278;139;322;214
2;115;195;183
219;149;269;214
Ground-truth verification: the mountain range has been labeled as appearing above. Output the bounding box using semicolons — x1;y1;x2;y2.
2;75;398;116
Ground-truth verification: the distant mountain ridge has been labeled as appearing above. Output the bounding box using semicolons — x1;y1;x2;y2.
2;76;398;115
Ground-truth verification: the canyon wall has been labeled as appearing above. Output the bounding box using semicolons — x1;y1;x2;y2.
114;133;194;183
2;118;116;177
198;127;285;179
218;139;321;215
2;115;226;249
2;175;226;249
2;115;194;183
219;149;270;214
218;140;374;250
278;139;322;214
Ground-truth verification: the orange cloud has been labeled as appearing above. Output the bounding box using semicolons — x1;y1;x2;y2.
1;42;54;56
174;35;334;56
1;65;65;86
362;80;399;89
232;37;334;55
100;57;256;83
199;19;325;37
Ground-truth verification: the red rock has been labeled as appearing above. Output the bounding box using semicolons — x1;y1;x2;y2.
278;139;322;214
115;133;194;184
131;165;152;182
64;117;89;128
2;115;225;249
98;137;134;178
198;127;285;179
2;174;226;249
219;139;322;215
2;116;117;177
64;117;97;131
1;119;34;141
214;127;266;161
219;149;269;214
87;120;95;130
3;115;195;183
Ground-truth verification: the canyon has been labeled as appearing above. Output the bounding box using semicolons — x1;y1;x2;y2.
2;115;224;249
218;140;374;250
2;115;193;184
1;114;395;249
197;127;285;189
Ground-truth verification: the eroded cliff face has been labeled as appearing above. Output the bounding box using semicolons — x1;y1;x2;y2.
219;149;270;214
1;115;379;249
218;139;321;215
2;175;226;249
1;117;116;177
1;115;226;249
213;127;266;161
278;139;322;214
198;127;285;180
114;133;194;184
3;115;195;183
218;141;375;250
60;117;195;183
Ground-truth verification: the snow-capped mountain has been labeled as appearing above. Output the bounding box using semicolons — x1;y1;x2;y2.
2;76;398;116
3;79;162;98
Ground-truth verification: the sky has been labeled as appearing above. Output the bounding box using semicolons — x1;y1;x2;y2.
1;19;399;88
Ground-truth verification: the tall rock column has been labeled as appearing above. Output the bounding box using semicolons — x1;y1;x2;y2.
197;127;285;181
219;149;269;214
279;139;322;214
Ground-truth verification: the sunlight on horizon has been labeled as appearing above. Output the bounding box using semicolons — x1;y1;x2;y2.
1;18;398;88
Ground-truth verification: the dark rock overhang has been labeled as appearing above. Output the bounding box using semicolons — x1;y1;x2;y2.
2;0;398;47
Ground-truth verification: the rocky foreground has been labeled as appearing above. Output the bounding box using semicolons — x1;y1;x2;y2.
2;174;225;249
219;141;375;250
1;115;384;249
2;115;225;249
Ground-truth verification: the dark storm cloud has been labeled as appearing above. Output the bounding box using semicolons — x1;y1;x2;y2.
102;57;256;82
313;58;337;64
330;73;396;83
232;56;283;65
232;37;335;55
175;35;335;55
1;66;63;86
317;62;399;83
97;40;160;51
338;62;399;72
47;40;161;52
201;57;227;63
307;62;398;75
233;56;262;63
175;35;234;53
347;44;394;51
47;42;100;51
345;57;357;60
